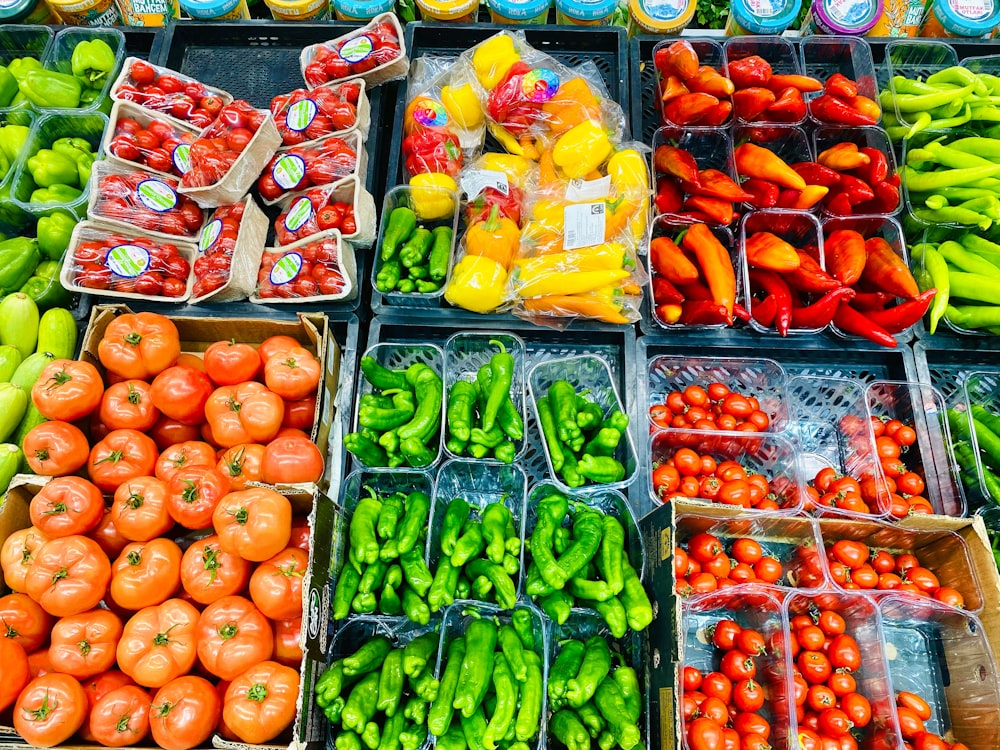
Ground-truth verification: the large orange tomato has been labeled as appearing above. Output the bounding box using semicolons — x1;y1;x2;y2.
98;313;180;381
1;526;49;592
204;383;284;448
110;539;183;611
99;380;160;432
117;598;199;688
213;488;292;562
0;592;52;652
154;441;217;482
223;661;300;744
257;335;299;365
0;637;30;710
264;346;321;401
179;535;251;605
261;435;324;485
49;609;124;679
23;421;91;476
195;595;274;680
88;509;130;559
250;546;307;620
149;675;220;750
25;535;110;617
31;360;104;422
82;669;135;711
150;365;214;426
111;477;174;542
14;673;88;747
272;618;302;668
149;417;202;452
281;396;316;431
165;466;231;530
88;685;151;747
216;444;266;490
204;340;261;386
29;477;104;538
88;429;159;493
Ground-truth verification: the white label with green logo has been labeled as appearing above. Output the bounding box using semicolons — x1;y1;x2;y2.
172;144;191;175
108;244;151;278
199;219;222;253
286;100;317;132
270;252;303;285
273;154;306;191
284;197;314;232
339;35;373;63
136;179;178;213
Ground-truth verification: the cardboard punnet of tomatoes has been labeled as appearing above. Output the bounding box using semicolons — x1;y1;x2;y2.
61;221;196;303
104;100;200;181
270;80;370;150
110;58;234;131
253;229;357;303
256;131;363;207
299;12;408;90
274;175;377;250
88;161;207;242
191;196;270;305
0;305;342;750
179;100;282;209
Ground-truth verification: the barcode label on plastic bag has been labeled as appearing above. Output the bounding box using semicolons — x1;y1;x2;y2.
564;202;606;250
566;175;611;202
462;170;509;199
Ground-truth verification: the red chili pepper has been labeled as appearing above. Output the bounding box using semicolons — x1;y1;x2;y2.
679;300;731;325
825;229;867;285
728;56;772;89
741;178;780;208
688;169;753;202
833;302;898;347
837;174;876;205
860;289;937;333
677;281;714;302
862;236;919;299
683;195;734;225
700;101;733;127
654;40;699;80
688;66;735;98
784;251;842;293
749;269;793;336
824;73;858;101
767;87;807;123
652;275;684;306
766;74;823;93
825;191;855;216
751;294;778;328
660;74;690;104
857;147;889;185
873;181;901;213
733;302;751;323
790;286;855;329
655;177;684;214
733;87;776;122
791;162;842;188
810;94;877;126
663;93;720;127
654;144;701;184
851;291;894;311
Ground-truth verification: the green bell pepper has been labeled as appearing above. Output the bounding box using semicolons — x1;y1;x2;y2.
0;237;40;293
20;274;71;310
27;149;80;189
30;185;82;205
71;39;117;89
36;211;76;261
18;70;82;110
34;261;59;280
52;137;95;186
0;68;17;109
0;125;31;166
6;58;42;84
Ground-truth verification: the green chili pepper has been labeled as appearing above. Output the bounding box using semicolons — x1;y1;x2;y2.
556;510;603;581
377;493;405;542
566;636;612;709
561;450;585;488
551;709;590;750
576;398;604;432
911;243;950;334
479;340;513;433
361;357;410;392
612;667;642;724
540;590;572;625
360;390;416;432
429;226;452;282
451;522;485;567
466;560;517;609
358;558;388;595
513;650;542;741
595;596;628;639
456;578;471;600
448;380;477;444
350;489;382;565
381;581;403;615
345;433;389;466
352;591;377;614
399;227;433;269
595;679;642;750
361;722;381;750
468;442;489;459
401;584;430;625
460;706;488;750
325;696;347;725
416;279;440;293
378;712;405;750
548;380;582;445
342;672;381;732
569;577;613;602
583;427;622;458
553;526;570;555
497;624;528;683
334;565;362;620
403;697;428;725
578;455;626;485
530;494;569;590
482;654;517;750
397;491;430;556
596;515;625;595
403;632;438;678
344;636;393;677
337;731;363;750
481;503;512;565
398;365;443;444
437;725;466;750
316;660;345;707
440;497;471;558
429;636;466;737
454;618;497;718
511;608;535;650
577;701;606;738
525;562;553;599
410;664;440;703
428;557;457;613
494;440;516;464
620;558;652;632
399;723;427;750
470;424;504;448
377;260;403;293
598;730;617;750
400;549;433;598
382;207;417;261
381;540;400;562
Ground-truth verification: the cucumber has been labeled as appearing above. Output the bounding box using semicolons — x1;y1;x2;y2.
0;383;27;443
0;345;22;383
0;442;19;494
36;308;77;360
11;351;55;393
0;293;38;359
12;402;45;472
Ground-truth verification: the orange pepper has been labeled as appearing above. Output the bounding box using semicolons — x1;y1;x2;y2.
818;142;871;171
745;231;801;273
650;236;699;285
522;292;631;324
682;223;735;320
466;205;520;269
734;143;806;191
861;237;919;299
825;229;867;285
660;75;690;103
542;77;601;136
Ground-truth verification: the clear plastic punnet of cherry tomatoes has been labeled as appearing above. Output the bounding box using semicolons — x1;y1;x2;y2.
270;81;363;149
254;231;353;301
821;535;978;612
106;102;199;179
257;133;360;205
181;100;269;190
649;381;780;434
111;58;231;129
0;311;326;749
785;592;892;750
681;590;790;750
674;516;827;597
90;163;205;240
65;223;193;300
274;183;357;246
192;201;254;301
650;430;801;511
302;17;404;88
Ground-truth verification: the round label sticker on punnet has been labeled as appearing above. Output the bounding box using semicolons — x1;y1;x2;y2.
108;245;151;278
287;99;318;132
173;144;191;175
339;35;373;63
271;252;303;284
273;154;307;190
136;179;179;213
200;219;223;252
285;197;314;231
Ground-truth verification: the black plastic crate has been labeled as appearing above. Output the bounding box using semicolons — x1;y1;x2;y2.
385;21;630;192
362;313;640;503
913;337;1000;405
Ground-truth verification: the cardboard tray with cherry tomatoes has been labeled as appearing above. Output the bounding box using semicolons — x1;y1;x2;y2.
298;12;409;91
110;57;234;131
251;229;358;305
103;100;201;181
257;130;366;208
271;79;371;152
190;195;269;306
274;175;376;250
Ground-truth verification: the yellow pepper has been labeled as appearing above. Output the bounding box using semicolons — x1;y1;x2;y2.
479;153;532;188
512;243;627;276
530;199;565;230
607;149;649;244
472;34;519;90
441;83;483;130
552;120;612;180
465;205;519;269
515;268;629;298
445;255;508;313
409;173;457;220
522;286;633;324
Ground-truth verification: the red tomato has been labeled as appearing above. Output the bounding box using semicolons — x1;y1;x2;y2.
110;538;183;611
711;619;742;650
195;595;274;681
25;535;110;618
98;313;180;381
14;673;88;747
166;466;231;530
149;675;221;750
840;692;872;728
216;443;267;490
117;598;199;688
49;609;123;679
29;477;104;538
89;510;131;560
828;634;861;672
100;380;161;432
150;366;214;426
0;638;30;710
154;440;217;482
261;435;324;485
249;546;306;620
896;707;926;740
687;717;724;750
205;383;284;448
88;685;152;747
257;335;300;364
31;360;104;422
1;527;49;593
88;430;159;494
797;650;832;684
213;488;292;562
720;650;756;681
179;535;252;606
263;346;320;401
203;340;262;386
732;538;763;565
111;477;174;542
223;661;299;744
272;618;302;668
23;421;91;476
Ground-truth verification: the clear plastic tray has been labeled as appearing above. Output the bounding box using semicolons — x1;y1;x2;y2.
652;38;728;128
963;371;1000;507
681;588;792;750
41;27;125;116
528;354;639;494
651;126;737;227
878;594;1000;750
0;108;36;230
812;126;899;217
0;25;53;68
645;354;789;432
785;374;886;518
799;36;881;125
443;331;527;463
649;429;802;513
885;40;959;129
428;458;528;605
817;517;983;613
675;510;828;593
725;36;805;127
866;379;966;518
351;342;445;470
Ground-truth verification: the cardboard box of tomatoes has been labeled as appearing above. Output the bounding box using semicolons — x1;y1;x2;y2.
642;500;1000;750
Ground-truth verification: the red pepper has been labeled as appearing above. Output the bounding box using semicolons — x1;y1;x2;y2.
824;73;858;101
791;162;841;188
654;144;700;184
700;101;733;127
402;129;462;176
655;177;684;214
767;87;807;123
810;94;877;126
857;147;889;185
654;40;699;80
825;229;867;285
825;191;855;216
728;56;772;89
837;174;876;206
861;236;919;299
683;195;733;225
741;178;780;208
652;275;684;306
872;181;901;213
851;291;894;311
677;281;714;302
833;302;898;348
861;289;937;333
749;269;793;335
785;251;842;293
733;87;776;122
663;93;720;126
679;300;731;325
751;294;778;328
660;75;690;103
790;286;855;329
465;184;523;225
689;169;753;202
487;62;540;135
650;236;700;285
688;66;735;98
733;303;751;323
